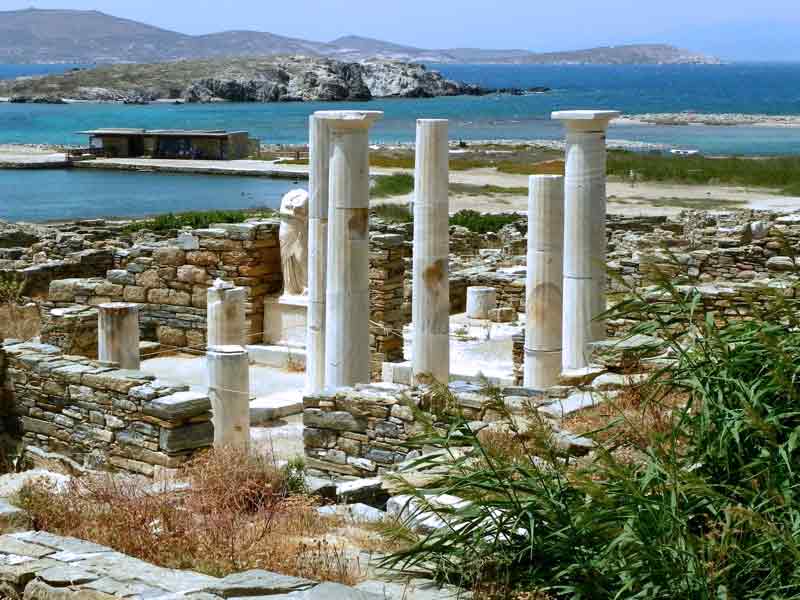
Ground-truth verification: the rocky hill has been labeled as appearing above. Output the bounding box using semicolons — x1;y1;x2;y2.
0;57;489;103
0;8;720;65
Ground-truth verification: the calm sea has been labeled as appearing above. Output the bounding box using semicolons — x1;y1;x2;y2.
2;63;800;155
0;169;299;222
2;62;800;222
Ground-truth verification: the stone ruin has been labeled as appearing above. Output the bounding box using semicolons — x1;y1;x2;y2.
1;108;800;599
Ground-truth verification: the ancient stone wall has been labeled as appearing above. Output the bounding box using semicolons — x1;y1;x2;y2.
369;234;406;380
0;341;213;476
9;249;114;299
39;304;99;358
46;220;282;350
303;382;508;479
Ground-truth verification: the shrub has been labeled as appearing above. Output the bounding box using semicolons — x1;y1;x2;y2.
381;277;800;598
449;209;522;234
124;209;276;233
0;272;25;304
17;447;360;583
371;173;415;198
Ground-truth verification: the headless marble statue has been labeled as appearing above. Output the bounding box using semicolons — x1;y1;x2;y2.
279;189;309;295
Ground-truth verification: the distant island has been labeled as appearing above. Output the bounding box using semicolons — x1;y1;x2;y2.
0;57;553;104
0;8;721;66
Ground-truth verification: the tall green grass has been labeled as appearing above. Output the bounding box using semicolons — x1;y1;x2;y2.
382;276;800;599
609;152;800;195
123;208;275;233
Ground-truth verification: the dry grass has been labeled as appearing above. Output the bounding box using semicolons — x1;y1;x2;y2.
563;383;685;453
17;447;361;584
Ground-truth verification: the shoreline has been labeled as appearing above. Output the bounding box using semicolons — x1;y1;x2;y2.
619;113;800;127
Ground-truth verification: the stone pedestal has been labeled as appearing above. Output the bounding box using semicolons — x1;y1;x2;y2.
412;119;450;384
552;110;620;370
207;282;246;347
466;286;497;319
98;302;140;370
263;294;308;347
316;110;383;389
306;115;330;393
207;345;250;450
524;175;564;389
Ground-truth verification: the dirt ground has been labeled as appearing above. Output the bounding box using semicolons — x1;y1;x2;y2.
377;167;800;216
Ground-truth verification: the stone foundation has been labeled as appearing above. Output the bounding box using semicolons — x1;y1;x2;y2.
302;382;532;479
0;341;213;476
46;220;282;351
39;304;99;358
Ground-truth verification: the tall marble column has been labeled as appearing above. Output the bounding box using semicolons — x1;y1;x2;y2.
412;119;450;384
207;345;250;449
316;110;383;389
306;115;330;393
552;110;620;370
98;302;140;370
524;175;564;389
207;280;246;347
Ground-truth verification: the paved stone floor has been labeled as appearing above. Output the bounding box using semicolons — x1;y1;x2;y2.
141;353;306;461
402;312;519;382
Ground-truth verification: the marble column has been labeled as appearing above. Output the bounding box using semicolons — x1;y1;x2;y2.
207;345;250;449
316;110;383;389
552;110;620;370
412;119;450;384
306;115;330;393
524;175;564;389
207;280;247;347
98;302;140;370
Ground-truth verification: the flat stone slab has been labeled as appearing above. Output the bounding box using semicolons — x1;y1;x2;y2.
303;582;383;599
250;393;303;424
538;391;614;420
0;531;404;599
317;503;386;524
144;391;211;420
356;579;466;600
38;563;97;585
203;569;314;596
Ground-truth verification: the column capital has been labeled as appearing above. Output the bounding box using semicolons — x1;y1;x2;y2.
314;110;383;130
551;110;621;132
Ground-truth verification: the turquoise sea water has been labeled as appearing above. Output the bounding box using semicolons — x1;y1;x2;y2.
2;62;800;222
2;63;800;155
0;169;298;222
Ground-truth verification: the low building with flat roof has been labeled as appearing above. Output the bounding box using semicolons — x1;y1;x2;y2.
79;129;253;160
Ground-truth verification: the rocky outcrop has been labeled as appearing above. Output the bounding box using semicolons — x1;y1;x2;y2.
0;57;493;104
182;58;480;103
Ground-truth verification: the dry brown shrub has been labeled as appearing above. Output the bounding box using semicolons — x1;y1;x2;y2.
16;448;361;584
563;382;686;453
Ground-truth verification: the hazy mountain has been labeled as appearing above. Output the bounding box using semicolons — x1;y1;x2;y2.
0;8;720;65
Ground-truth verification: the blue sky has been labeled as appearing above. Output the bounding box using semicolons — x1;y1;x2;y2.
5;0;800;61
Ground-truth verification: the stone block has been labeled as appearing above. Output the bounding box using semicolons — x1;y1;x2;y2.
303;409;367;433
159;422;214;452
144;391;211;421
153;247;186;266
203;570;314;597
